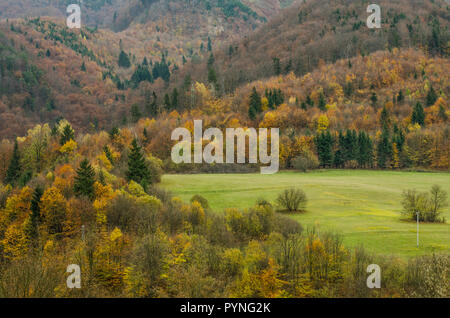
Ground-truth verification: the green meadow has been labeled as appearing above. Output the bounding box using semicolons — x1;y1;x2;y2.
161;170;450;258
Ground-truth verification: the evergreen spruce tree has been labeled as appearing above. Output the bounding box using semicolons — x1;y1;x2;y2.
164;93;171;110
315;131;333;167
333;149;344;168
318;92;326;111
26;187;43;242
357;131;372;168
60;124;75;145
397;90;404;103
118;50;131;68
380;105;390;128
377;126;392;169
272;57;281;75
208;67;218;88
74;159;96;200
438;104;448;122
392;124;405;151
171;88;179;110
411;102;425;126
426;86;437;106
370;92;378;107
98;169;106;186
306;94;314;107
131;104;142;123
81;61;86;71
109;127;120;141
248;87;262;120
143;128;149;144
207;36;212;52
127;138;151;189
5;140;21;185
300;101;307;110
145;92;158;117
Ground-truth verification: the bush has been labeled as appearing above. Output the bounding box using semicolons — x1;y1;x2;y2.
273;213;303;237
255;198;272;208
147;185;173;204
107;194;160;234
276;188;308;212
190;194;210;210
401;185;447;223
292;151;319;172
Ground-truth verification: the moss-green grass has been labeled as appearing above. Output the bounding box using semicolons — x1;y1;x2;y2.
161;170;450;258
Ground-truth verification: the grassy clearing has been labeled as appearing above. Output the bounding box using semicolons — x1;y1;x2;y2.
161;170;450;258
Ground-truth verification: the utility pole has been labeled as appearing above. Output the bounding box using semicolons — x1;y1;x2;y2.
416;212;419;248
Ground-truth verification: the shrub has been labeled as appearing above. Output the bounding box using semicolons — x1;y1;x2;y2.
401;185;447;223
273;213;303;237
190;194;210;210
255;198;272;208
276;188;308;212
405;254;450;297
292;151;319;172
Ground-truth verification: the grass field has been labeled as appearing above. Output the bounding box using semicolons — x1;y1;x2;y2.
161;170;450;258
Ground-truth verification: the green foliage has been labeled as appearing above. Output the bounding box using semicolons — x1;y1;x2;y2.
315;131;333;167
426;86;438;107
118;50;131;68
248;87;262;120
60;124;75;146
377;126;392;169
190;194;210;210
276;188;307;212
401;185;448;223
127;139;152;189
411;102;425;126
130;64;153;88
74;159;96;200
292;151;319;172
4;140;21;185
265;88;284;109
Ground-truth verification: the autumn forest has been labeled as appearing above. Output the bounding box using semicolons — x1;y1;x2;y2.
0;0;448;299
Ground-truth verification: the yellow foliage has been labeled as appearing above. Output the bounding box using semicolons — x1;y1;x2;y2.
317;114;329;132
59;139;78;154
97;152;113;171
1;223;28;259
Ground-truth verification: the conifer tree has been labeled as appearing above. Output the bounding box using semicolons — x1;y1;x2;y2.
272;57;281;75
315;131;333;167
60;124;75;145
377;126;392;169
380;105;390;128
248;87;262;120
411;102;425;126
5;140;21;185
74;159;96;200
306;94;314;107
26;186;43;242
164;93;171;110
171;88;179;110
397;90;404;103
370;92;378;107
127;138;151;189
318;92;326;111
104;145;114;164
207;36;212;52
118;50;131;68
426;86;437;106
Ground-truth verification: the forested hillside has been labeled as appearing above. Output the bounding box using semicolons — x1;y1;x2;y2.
175;0;449;93
0;0;449;299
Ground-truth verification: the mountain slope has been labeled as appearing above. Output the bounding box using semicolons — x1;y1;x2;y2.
175;0;449;93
